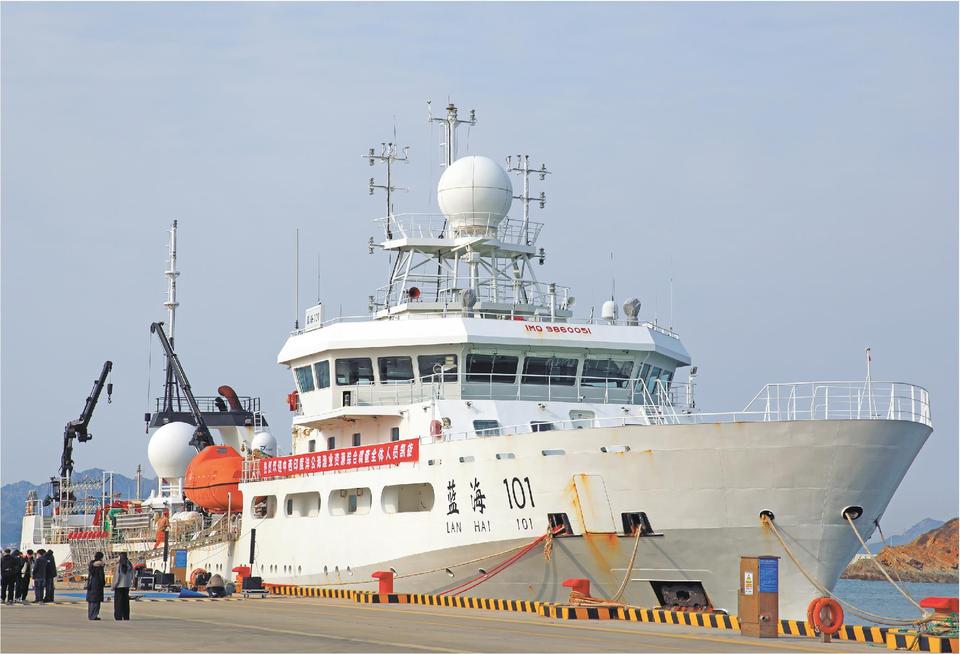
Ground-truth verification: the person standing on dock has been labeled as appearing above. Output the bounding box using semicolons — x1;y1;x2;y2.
1;548;18;604
112;553;133;620
86;552;106;621
16;550;33;603
31;549;46;603
43;549;56;603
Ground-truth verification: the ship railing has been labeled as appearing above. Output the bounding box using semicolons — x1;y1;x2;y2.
291;311;681;341
371;279;571;314
153;395;261;414
737;381;931;426
375;213;544;246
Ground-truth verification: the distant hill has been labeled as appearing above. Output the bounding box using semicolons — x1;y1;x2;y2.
863;517;947;554
843;518;959;583
1;468;156;548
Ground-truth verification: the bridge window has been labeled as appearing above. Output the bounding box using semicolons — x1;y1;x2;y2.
378;356;415;383
336;358;374;385
294;366;315;393
313;361;330;389
582;359;634;388
418;354;458;382
381;483;435;513
521;357;578;386
473;420;501;436
647;367;663;393
466;354;519;383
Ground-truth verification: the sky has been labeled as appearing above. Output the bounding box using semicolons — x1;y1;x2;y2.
1;2;957;535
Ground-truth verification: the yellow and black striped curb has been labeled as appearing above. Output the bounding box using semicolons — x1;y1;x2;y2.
537;604;740;629
886;629;957;653
265;584;359;600
409;594;541;614
355;593;411;604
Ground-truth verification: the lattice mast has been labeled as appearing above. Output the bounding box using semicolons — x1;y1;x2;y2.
366;101;570;320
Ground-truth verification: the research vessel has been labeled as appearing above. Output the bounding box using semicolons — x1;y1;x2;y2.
22;102;933;618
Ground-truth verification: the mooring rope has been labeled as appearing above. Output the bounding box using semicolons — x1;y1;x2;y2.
762;514;932;626
845;512;925;612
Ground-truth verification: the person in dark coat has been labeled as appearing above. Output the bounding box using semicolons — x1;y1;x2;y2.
0;548;17;604
112;552;134;620
32;549;46;603
16;550;33;603
86;552;106;620
43;549;56;602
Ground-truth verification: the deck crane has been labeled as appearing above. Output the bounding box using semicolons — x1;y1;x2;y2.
150;321;215;451
59;360;113;480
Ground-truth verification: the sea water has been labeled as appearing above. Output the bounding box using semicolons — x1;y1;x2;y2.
834;579;958;625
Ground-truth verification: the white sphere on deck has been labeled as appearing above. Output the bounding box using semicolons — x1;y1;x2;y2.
148;422;197;479
251;431;277;457
437;156;513;235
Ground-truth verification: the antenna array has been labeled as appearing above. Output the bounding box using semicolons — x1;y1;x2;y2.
428;101;476;167
506;155;551;245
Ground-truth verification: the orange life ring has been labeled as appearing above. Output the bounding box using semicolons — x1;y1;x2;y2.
189;568;207;587
811;597;844;635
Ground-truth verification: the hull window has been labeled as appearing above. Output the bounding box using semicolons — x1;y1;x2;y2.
285;492;321;518
329;488;372;516
251;496;276;519
531;421;555;432
381;483;435;513
390;427;400;442
327;436;336;450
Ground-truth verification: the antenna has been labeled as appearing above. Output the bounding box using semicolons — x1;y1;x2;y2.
316;252;321;304
163;220;179;343
506;155;550;245
365;140;410;239
610;252;616;301
669;276;674;329
294;228;300;330
428;100;476;168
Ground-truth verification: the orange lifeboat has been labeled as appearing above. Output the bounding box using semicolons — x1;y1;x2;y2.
184;446;243;513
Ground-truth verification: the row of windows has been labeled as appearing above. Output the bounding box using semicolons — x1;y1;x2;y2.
252;483;434;519
294;355;457;393
305;429;401;453
295;354;674;393
465;355;672;390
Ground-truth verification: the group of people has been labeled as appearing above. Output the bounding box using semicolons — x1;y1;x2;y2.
0;548;56;604
85;551;134;621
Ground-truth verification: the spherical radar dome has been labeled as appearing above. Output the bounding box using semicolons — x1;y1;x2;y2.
437;156;513;234
251;431;277;457
148;422;197;479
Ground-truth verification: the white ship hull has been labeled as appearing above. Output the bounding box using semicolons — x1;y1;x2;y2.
159;417;929;618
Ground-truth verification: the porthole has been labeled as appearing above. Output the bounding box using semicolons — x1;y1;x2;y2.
445;568;455;578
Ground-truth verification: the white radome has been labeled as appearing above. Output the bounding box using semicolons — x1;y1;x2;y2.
147;422;197;479
251;430;277;457
437;155;513;235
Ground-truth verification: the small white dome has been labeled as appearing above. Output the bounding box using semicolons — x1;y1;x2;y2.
437;156;513;235
251;431;277;457
148;422;197;479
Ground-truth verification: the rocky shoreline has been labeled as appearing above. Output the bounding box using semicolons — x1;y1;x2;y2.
842;518;958;583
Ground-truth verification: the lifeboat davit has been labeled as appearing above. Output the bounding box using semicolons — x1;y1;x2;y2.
184;446;243;513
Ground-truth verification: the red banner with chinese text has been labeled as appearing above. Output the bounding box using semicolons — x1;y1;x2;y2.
258;438;419;479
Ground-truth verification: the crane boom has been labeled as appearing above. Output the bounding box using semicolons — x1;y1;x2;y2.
150;321;214;450
60;360;113;479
